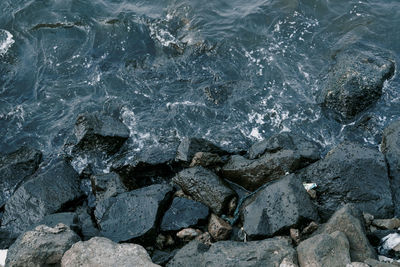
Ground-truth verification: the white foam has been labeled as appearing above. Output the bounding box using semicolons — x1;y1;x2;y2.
0;250;6;266
0;30;14;56
381;233;400;251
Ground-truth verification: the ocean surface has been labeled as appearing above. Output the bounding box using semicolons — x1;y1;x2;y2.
0;0;399;160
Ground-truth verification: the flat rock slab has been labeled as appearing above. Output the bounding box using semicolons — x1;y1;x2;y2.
299;141;393;220
241;174;318;239
94;184;173;243
160;197;209;232
61;237;159;267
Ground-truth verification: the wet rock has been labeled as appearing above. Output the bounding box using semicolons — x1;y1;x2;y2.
72;112;129;155
176;228;202;241
0;160;83;248
94;184;173;243
316;204;376;262
208;214;232;241
90;172;127;202
6;224;80;267
241;174;318;239
0;146;42;208
160;197;209;231
298;142;393;220
297;231;351;267
379;233;400;258
320;46;395;121
189;152;224;168
176;138;228;164
382;120;400;217
172;166;237;215
373;218;400;230
61;237;159;267
167;237;297;267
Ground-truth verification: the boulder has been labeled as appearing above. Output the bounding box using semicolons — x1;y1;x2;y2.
29;212;79;233
189;152;224;168
94;184;173;243
172;166;236;215
61;237;159;267
298;142;393;220
382;120;400;217
160;197;209;232
0;146;42;208
372;218;400;230
72;112;129;155
241;174;318;239
208;214;232;241
167;237;297;267
90;172;127;202
6;224;80;267
297;231;351;267
0;160;83;248
320;46;395;121
75;205;99;240
176;138;228;164
316;204;376;262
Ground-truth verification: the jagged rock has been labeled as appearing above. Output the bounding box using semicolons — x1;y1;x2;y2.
189;152;224;168
167;237;297;267
94;184;173;243
75;205;99;240
208;214;232;241
316;204;376;262
298;142;393;220
0;160;83;248
0;146;42;208
372;218;400;230
382;120;400;217
297;231;351;267
6;224;80;267
61;237;159;267
91;172;127;202
160;197;209;231
29;212;79;233
320;46;395;121
241;174;318;239
72;112;129;155
176;138;228;163
172;166;236;215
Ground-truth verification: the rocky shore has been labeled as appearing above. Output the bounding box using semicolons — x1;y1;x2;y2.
0;46;398;266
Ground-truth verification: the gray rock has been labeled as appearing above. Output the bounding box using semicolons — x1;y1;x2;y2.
172;166;237;215
166;240;209;267
94;184;173;243
0;160;83;248
316;204;376;262
151;250;177;266
0;146;42;208
61;237;159;267
72;112;129;155
90;172;127;202
241;174;318;239
29;212;79;233
160;197;209;232
75;205;99;240
298;142;393;220
320;46;395;121
372;218;400;230
176;138;227;163
297;231;351;267
382;120;400;217
6;224;80;267
189;152;224;168
364;258;400;267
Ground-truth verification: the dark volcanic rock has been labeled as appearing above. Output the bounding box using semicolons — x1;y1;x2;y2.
160;197;209;232
75;205;99;240
189;152;224;169
0;146;42;208
6;224;80;267
176;137;228;163
72;112;129;155
0;160;83;248
91;172;127;202
382;120;400;217
316;204;376;262
94;184;173;243
241;174;318;239
167;237;297;267
29;212;79;233
298;142;393;220
320;46;395;121
172;166;237;215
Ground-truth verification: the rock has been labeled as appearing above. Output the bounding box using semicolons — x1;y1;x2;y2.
94;184;172;243
195;232;213;246
302;221;319;236
316;204;376;262
0;146;42;208
364;213;375;227
348;262;370;267
290;228;301;244
75;205;99;240
0;160;83;248
297;231;351;267
61;237;159;267
241;174;318;239
29;212;79;233
365;258;400;267
382;120;400;217
189;152;224;168
378;233;400;258
372;218;400;230
176;138;228;163
368;229;397;247
152;250;177;266
90;172;127;202
307;189;317;199
208;214;232;241
298;142;393;220
167;237;297;267
176;228;202;241
72;112;129;155
320;46;395;121
160;197;209;232
6;224;80;267
172;166;237;215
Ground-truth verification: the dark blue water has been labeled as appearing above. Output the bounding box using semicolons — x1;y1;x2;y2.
0;0;399;160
